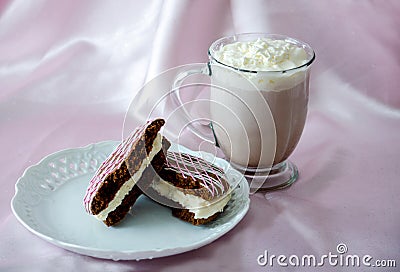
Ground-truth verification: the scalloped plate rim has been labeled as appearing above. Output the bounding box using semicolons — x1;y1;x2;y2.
11;141;250;260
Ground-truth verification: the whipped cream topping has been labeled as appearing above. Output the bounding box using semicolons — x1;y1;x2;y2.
95;133;163;221
211;38;312;91
151;176;231;219
213;38;308;71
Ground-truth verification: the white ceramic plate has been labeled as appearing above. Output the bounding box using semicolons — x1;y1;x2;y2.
11;141;250;260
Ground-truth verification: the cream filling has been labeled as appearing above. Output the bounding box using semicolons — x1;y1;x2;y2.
151;177;231;219
95;133;162;221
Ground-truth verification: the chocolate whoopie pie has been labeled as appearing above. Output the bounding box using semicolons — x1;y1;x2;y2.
83;118;170;226
148;151;232;225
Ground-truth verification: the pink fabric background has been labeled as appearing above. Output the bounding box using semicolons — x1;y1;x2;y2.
1;0;399;271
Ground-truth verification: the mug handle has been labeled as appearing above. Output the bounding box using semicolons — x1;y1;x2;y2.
171;62;219;146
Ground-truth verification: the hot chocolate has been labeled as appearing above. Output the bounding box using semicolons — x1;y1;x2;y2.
209;36;311;169
171;33;314;189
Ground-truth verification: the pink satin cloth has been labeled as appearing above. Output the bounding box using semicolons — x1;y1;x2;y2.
1;1;399;271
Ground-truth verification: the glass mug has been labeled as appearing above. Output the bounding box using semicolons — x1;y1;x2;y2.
172;33;315;191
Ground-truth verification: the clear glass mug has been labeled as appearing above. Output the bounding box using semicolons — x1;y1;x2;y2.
173;33;315;191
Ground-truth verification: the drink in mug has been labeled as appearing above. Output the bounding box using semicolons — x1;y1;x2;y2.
208;34;315;190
